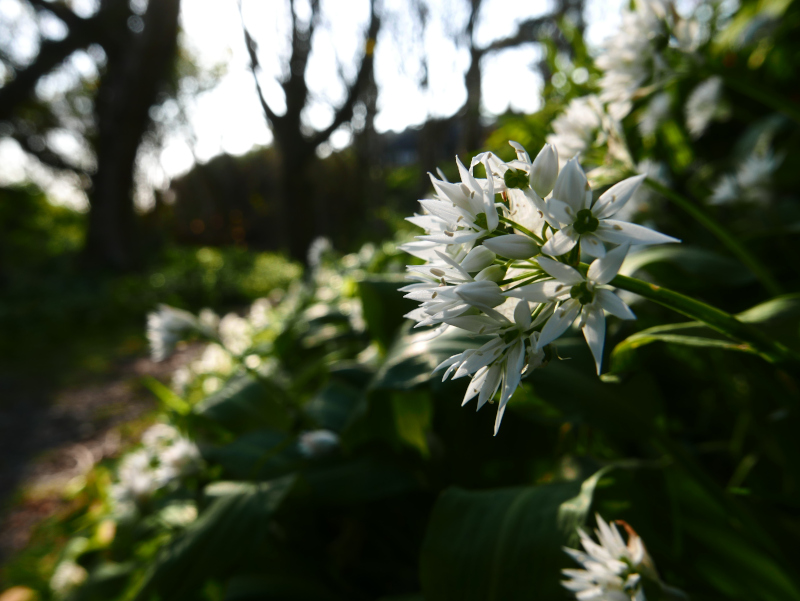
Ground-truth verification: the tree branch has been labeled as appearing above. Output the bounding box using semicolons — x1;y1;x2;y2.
11;132;89;175
308;0;380;148
479;16;549;55
239;13;280;128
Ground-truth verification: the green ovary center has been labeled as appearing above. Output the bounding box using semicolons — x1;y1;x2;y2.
570;282;595;305
573;209;599;234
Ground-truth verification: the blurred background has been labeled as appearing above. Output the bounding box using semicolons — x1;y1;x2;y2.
2;0;800;598
0;0;606;509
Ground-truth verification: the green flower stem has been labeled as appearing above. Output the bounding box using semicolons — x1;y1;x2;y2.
644;178;782;296
497;216;545;245
589;266;800;366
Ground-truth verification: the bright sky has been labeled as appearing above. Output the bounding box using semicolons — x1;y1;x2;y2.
0;0;625;209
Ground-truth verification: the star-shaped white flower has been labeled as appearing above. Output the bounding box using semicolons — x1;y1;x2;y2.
506;244;635;374
536;160;678;258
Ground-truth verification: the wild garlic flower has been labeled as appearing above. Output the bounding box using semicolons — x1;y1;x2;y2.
50;560;88;597
685;76;725;138
147;304;198;362
547;96;604;163
112;424;201;507
298;429;340;457
401;142;678;434
562;515;660;601
711;149;782;205
219;312;254;356
535;161;677;258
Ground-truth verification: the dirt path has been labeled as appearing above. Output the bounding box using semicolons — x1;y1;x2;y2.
0;345;200;564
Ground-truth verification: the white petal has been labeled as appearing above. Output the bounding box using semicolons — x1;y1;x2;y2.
582;305;606;375
596;220;680;245
530;143;559;197
457;155;482;195
541;227;579;256
495;339;525;435
505;280;568;303
462;366;490;406
552;156;587;213
593;174;646;219
587;243;630;285
537;299;581;347
477;364;502;410
460;246;496;272
514;300;532;330
446;315;504;334
596;289;636;320
483;234;539;259
544;197;576;227
581;233;606;258
537;256;584;285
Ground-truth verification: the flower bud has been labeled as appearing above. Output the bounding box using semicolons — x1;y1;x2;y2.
460;246;496;272
530;144;558;197
455;281;505;309
474;265;506;282
552;156;587;212
482;234;540;260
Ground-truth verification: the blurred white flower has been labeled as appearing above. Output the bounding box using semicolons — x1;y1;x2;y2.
298;430;340;457
547;96;604;162
147;304;197;362
219;313;253;356
597;0;670;120
686;76;725;138
198;308;220;333
192;343;234;376
711;149;782;205
308;236;333;270
638;92;671;137
563;514;660;601
50;560;88;597
248;297;273;330
171;365;192;395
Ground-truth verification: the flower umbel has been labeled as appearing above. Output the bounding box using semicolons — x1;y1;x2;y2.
401;142;679;433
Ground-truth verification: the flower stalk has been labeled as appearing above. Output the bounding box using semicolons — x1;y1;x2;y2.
644;178;782;296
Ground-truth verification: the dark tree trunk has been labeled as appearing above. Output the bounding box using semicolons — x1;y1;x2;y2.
85;0;181;270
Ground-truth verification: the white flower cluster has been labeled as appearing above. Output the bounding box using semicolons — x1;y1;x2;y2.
597;0;701;122
401;142;678;434
562;515;661;601
111;423;201;509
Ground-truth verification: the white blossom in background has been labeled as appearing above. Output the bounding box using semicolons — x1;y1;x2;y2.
192;343;234;376
401;142;679;434
307;236;333;271
711;148;782;205
50;560;88;597
685;76;725;138
562;515;662;601
547;96;604;162
111;424;201;509
298;429;340;457
219;312;253;356
638;92;671;137
597;0;670;120
147;304;198;362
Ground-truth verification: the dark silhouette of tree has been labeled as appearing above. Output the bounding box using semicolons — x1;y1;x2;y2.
241;0;381;261
458;0;586;154
0;0;182;269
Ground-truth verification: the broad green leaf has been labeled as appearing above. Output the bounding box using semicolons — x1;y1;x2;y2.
420;472;604;601
665;471;800;601
193;374;292;435
203;429;297;480
609;294;800;373
622;245;756;288
302;456;417;504
224;574;345;601
371;325;488;391
358;276;418;350
391;391;432;457
132;476;296;601
142;376;191;415
303;379;363;431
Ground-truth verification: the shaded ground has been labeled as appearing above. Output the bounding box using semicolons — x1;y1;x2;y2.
0;344;200;565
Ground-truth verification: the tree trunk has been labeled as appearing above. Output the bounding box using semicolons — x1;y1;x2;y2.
84;0;181;270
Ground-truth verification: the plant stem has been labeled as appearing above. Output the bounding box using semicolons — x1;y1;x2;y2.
593;267;800;365
498;216;545;245
644;178;782;296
